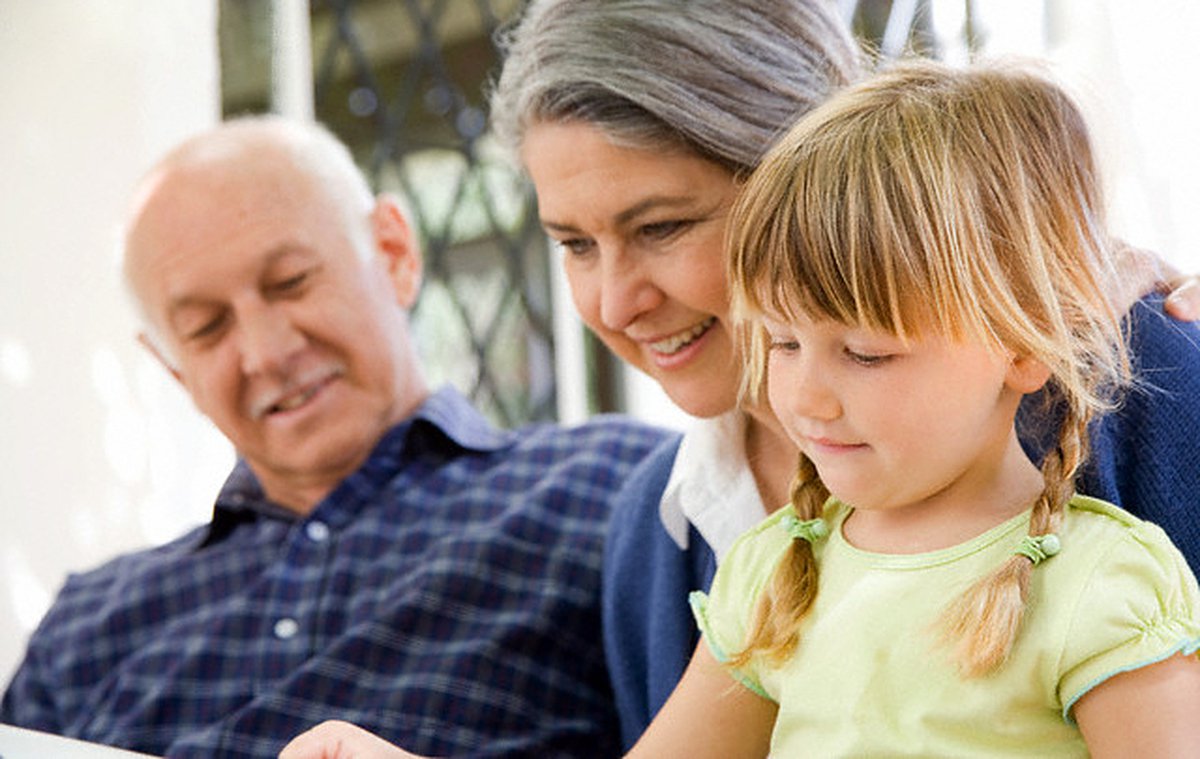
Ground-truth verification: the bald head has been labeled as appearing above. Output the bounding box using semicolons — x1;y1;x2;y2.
125;118;374;287
133;116;375;213
117;116;427;512
122;117;391;357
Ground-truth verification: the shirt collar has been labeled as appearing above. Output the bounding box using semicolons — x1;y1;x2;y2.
205;385;511;541
409;384;513;453
659;410;770;561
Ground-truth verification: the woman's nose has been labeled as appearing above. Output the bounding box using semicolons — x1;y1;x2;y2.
597;247;661;331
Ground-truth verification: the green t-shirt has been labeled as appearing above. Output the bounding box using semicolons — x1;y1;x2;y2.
692;495;1200;757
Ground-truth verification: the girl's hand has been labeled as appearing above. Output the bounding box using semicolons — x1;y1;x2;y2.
278;721;428;759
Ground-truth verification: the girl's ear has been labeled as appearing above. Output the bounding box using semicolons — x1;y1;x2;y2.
1006;354;1052;395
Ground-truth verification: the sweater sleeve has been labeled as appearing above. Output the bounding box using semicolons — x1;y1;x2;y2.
602;434;719;750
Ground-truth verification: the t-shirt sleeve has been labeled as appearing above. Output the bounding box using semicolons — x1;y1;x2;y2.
689;513;793;701
1058;518;1200;720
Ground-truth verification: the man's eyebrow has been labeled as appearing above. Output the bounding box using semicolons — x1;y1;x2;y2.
260;241;315;266
166;292;219;319
164;295;221;338
541;195;698;233
164;242;314;320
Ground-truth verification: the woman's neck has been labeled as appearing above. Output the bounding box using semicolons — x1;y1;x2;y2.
742;402;800;513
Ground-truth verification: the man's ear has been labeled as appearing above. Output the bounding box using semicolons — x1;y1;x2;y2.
1006;354;1052;395
137;332;182;384
370;194;423;308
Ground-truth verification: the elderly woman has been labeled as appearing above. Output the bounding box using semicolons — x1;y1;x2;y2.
491;0;1200;747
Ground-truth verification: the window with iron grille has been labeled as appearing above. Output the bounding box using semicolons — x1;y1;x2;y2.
218;0;976;428
222;0;563;428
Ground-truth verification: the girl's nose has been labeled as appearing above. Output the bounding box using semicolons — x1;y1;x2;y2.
780;354;842;423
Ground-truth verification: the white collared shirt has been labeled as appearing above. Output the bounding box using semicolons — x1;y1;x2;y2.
658;410;771;561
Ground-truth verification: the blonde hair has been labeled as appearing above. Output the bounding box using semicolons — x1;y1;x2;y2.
727;58;1130;675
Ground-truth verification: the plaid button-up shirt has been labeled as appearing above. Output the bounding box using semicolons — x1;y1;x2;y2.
2;387;669;758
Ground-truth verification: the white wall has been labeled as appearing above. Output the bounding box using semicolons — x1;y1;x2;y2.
943;0;1200;272
1047;0;1200;274
0;2;231;682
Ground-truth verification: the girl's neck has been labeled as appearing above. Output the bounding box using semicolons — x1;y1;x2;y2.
743;402;800;513
841;432;1046;554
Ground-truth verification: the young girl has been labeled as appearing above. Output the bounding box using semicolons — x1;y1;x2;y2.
649;58;1200;757
278;58;1200;759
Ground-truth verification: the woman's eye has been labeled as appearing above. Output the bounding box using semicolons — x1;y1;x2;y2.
557;238;595;257
640;220;689;240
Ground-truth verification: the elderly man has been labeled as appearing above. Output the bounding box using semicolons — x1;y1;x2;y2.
0;117;668;758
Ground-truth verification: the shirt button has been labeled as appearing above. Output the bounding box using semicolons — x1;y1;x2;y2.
305;520;330;543
274;617;300;640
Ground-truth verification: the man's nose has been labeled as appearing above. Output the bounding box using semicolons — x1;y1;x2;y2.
237;305;305;376
598;246;662;331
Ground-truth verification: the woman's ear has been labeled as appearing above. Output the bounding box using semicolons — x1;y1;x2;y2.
1006;354;1052;395
370;194;423;308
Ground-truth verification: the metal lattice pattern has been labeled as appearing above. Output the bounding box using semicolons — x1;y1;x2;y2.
310;0;553;427
288;0;973;427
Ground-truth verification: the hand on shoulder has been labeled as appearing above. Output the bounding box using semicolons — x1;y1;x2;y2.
1116;242;1200;319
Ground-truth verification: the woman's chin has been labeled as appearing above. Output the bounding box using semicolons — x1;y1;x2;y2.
659;380;739;420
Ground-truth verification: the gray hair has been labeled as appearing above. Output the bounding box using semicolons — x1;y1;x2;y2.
489;0;864;175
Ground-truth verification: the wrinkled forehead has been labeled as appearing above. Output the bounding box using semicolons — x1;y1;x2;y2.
123;149;339;302
128;142;324;246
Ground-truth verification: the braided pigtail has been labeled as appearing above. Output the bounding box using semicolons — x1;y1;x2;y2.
730;454;829;666
938;399;1090;676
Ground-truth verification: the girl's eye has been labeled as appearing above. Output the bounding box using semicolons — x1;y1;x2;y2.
768;338;800;353
845;349;891;367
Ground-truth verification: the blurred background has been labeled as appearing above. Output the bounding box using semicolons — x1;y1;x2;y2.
2;0;1198;682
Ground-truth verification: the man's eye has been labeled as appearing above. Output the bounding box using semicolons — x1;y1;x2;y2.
271;272;308;293
185;315;226;342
